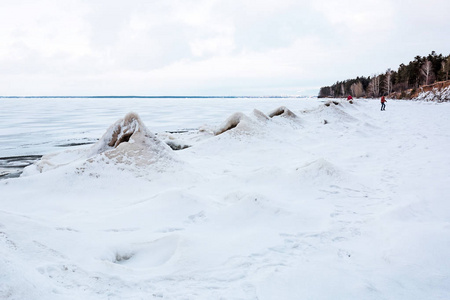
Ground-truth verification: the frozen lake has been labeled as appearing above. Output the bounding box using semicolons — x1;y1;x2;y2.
0;97;317;178
0;97;317;158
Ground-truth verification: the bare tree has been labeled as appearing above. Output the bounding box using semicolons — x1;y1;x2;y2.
421;60;433;85
340;83;345;97
367;75;380;97
442;57;450;81
384;69;392;95
350;82;364;98
366;82;373;97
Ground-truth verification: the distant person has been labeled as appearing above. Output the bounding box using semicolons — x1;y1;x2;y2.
347;95;353;101
381;96;386;111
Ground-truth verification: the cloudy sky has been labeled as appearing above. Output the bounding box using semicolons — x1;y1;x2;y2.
0;0;449;96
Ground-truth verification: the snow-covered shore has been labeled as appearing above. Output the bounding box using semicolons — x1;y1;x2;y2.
1;98;450;299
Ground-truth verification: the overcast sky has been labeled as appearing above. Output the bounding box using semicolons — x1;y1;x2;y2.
0;0;449;96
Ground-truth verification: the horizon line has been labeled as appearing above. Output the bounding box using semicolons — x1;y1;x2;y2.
0;95;313;99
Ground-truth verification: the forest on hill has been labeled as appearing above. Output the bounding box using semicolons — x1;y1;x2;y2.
318;51;450;99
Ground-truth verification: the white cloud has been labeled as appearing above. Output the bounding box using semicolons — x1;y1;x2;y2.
312;0;394;34
0;0;91;58
0;0;448;96
190;37;235;57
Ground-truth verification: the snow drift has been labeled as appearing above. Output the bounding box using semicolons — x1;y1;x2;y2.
214;110;270;135
23;112;174;176
88;112;173;164
302;100;359;125
214;112;253;135
267;106;297;118
2;98;450;300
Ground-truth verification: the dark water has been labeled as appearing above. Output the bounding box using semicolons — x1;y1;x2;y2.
0;155;43;179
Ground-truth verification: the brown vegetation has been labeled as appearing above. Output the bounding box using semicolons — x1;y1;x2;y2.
389;80;450;99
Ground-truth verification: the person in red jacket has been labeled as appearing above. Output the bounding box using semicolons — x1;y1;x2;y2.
381;96;386;111
347;95;353;101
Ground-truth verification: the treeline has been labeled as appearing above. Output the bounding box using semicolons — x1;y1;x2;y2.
318;51;450;98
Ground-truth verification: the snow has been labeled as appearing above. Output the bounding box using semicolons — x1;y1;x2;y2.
1;98;450;299
22;111;176;179
416;86;450;102
267;106;297;118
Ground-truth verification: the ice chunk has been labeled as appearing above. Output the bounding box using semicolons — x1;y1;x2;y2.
90;112;170;157
214;112;254;135
25;112;174;175
252;109;270;121
86;112;173;168
267;106;297;118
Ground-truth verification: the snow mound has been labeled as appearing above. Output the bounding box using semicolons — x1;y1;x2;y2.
295;158;344;183
252;109;270;121
89;112;171;158
214;112;256;135
24;112;174;176
214;109;276;136
267;106;297;118
308;103;359;124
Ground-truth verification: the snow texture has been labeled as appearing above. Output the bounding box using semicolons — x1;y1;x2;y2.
1;98;450;300
89;111;172;157
23;112;174;177
416;85;450;102
267;106;297;118
214;110;271;136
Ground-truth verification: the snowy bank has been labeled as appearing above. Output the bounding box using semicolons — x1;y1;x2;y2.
23;112;175;177
416;85;450;102
1;99;450;299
